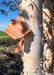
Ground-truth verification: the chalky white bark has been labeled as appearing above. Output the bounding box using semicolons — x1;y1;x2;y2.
21;0;43;75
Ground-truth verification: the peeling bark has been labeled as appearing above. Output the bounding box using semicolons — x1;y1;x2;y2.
20;0;43;75
13;0;43;75
43;0;53;75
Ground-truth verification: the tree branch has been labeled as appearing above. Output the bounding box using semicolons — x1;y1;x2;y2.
13;0;20;10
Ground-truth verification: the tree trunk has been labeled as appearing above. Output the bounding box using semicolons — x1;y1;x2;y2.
20;0;43;75
43;0;53;75
13;0;54;75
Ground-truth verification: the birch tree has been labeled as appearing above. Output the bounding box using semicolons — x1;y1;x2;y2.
13;0;43;75
22;0;43;75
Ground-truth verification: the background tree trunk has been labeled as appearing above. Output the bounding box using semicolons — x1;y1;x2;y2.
43;0;54;75
20;0;43;75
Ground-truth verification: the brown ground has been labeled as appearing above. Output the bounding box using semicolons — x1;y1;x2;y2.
0;38;54;75
0;38;23;75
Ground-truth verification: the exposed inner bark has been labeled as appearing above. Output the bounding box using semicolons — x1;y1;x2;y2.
20;0;43;75
13;0;54;75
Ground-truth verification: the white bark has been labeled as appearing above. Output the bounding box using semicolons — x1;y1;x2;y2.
21;0;43;75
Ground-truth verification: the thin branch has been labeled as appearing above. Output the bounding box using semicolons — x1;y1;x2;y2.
13;0;20;10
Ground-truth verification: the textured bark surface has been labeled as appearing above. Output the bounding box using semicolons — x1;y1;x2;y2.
43;0;54;75
20;0;43;75
13;0;54;75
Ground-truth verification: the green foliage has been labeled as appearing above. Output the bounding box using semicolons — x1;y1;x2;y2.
0;45;3;50
0;36;10;39
0;0;19;15
0;31;10;39
0;31;7;35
